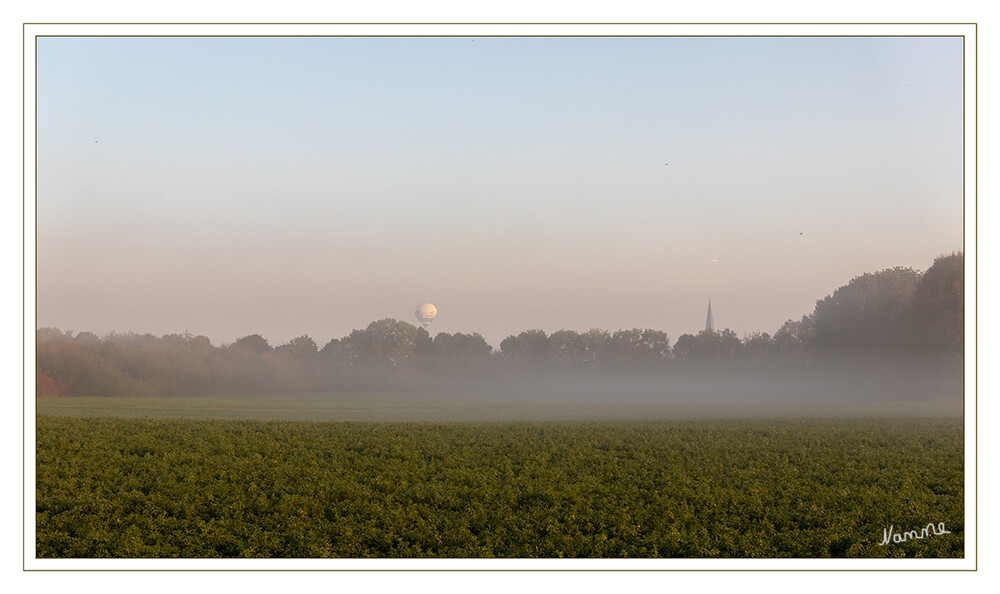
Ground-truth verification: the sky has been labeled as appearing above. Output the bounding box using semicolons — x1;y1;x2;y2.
33;32;966;349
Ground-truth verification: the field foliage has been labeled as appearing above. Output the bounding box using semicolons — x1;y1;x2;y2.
35;415;963;558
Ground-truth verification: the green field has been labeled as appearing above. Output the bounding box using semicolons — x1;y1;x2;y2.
34;393;962;422
35;405;964;558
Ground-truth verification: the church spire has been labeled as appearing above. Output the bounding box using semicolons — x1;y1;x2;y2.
705;298;715;332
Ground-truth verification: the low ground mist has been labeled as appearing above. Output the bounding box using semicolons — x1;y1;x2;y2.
37;354;963;423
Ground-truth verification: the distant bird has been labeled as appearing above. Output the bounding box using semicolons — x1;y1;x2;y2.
799;232;803;236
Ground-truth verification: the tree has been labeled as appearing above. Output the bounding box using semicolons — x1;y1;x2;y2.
606;329;643;367
604;329;671;370
548;329;586;370
500;329;552;371
276;335;319;361
909;252;963;354
637;329;672;364
673;329;740;360
580;328;612;369
411;327;436;370
74;331;102;345
36;334;135;397
740;332;773;357
320;338;343;360
772;317;813;354
37;327;71;343
342;318;420;372
36;371;70;398
230;334;272;355
431;331;493;376
809;267;921;351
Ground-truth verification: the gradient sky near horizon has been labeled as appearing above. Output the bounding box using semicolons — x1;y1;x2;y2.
34;34;965;348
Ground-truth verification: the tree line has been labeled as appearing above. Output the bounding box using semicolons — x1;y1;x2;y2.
35;253;963;398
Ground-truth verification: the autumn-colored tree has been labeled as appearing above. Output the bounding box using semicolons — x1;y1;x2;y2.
36;371;70;398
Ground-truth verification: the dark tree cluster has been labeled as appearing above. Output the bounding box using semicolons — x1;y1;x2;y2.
499;328;672;374
35;253;964;399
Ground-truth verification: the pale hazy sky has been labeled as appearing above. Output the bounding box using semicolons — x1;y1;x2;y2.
34;33;965;348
